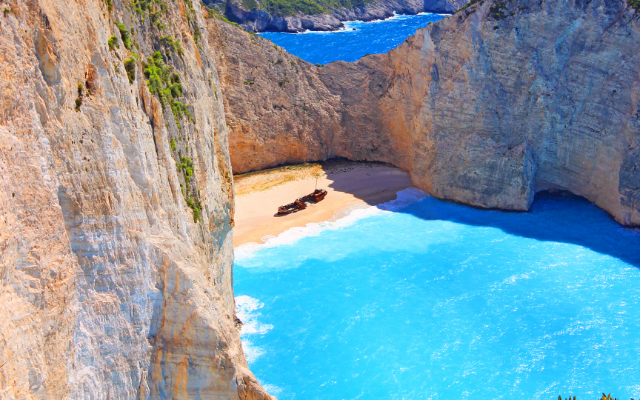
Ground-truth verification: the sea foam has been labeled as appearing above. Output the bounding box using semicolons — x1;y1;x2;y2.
235;295;273;363
234;187;428;260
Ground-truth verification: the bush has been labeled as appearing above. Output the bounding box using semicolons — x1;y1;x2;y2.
457;0;484;12
489;1;507;19
108;35;119;51
629;0;640;11
207;7;242;28
75;83;84;111
260;0;374;16
262;0;327;16
142;51;192;127
243;0;258;10
557;394;621;400
124;58;136;83
177;155;202;223
186;197;201;222
159;35;183;55
115;22;133;50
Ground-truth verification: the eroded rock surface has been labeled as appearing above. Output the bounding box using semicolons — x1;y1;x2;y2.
216;0;640;226
206;20;342;172
0;0;272;398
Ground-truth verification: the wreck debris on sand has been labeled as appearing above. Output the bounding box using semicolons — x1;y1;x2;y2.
275;189;328;216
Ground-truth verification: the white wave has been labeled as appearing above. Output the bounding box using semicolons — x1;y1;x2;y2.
299;25;355;34
234;187;428;260
262;25;354;35
236;295;274;335
502;273;532;285
241;339;265;364
236;295;273;364
345;11;445;25
261;384;283;396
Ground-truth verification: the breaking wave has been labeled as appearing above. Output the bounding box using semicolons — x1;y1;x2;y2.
234;187;429;260
235;295;273;364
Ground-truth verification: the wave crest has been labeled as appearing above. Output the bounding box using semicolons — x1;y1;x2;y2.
236;295;273;363
235;187;428;260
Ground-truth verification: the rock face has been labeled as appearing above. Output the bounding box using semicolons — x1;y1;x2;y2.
208;0;465;32
206;20;342;172
0;0;272;398
217;0;640;226
3;0;640;397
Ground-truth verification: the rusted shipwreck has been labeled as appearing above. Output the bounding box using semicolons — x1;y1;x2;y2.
275;189;328;216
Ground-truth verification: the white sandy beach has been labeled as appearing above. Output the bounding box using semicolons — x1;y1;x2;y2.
233;162;413;247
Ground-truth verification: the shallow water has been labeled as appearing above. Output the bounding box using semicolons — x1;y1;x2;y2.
234;190;640;399
259;13;446;65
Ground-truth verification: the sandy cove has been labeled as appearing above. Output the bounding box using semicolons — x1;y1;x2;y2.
233;162;413;247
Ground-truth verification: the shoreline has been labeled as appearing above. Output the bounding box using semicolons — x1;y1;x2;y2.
256;11;453;34
232;161;414;247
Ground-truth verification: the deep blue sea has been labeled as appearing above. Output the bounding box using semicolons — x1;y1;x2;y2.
235;190;640;399
259;13;446;65
237;15;640;400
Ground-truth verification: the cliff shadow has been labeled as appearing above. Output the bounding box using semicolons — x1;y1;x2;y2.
320;159;414;206
392;190;640;268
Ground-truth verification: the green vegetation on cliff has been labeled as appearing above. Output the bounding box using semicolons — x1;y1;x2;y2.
124;57;136;83
115;22;133;49
456;0;483;12
262;0;327;15
253;0;375;17
142;51;192;128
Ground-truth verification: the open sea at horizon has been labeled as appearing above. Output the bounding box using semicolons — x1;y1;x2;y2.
237;15;640;400
259;13;446;65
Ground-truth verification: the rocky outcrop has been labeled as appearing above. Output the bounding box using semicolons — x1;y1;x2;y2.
3;0;640;397
321;0;640;225
0;0;272;398
207;0;465;32
206;19;342;172
215;0;640;226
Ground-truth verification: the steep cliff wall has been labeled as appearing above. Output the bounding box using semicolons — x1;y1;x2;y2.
321;0;640;225
217;0;640;226
206;20;342;172
0;0;272;398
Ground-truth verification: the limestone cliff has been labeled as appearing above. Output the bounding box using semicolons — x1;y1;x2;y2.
3;0;640;397
0;0;272;398
206;19;342;172
215;0;640;226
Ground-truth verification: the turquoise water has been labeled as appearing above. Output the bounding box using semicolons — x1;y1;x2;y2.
259;13;446;65
234;190;640;399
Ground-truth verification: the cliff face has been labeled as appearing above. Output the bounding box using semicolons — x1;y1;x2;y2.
0;0;271;398
218;0;640;226
322;0;640;225
206;19;342;172
3;0;640;397
208;0;465;33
